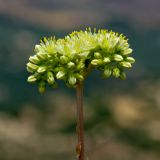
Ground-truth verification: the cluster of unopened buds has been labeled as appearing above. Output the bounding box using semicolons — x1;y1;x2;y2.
26;28;135;93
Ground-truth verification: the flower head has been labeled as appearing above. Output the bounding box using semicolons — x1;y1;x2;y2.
26;28;135;93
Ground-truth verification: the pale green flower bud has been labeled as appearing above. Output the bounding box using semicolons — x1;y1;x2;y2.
27;75;37;83
56;71;66;79
120;61;132;68
91;59;103;66
103;57;111;63
113;54;123;61
126;57;135;63
67;62;75;68
103;68;112;78
38;81;46;94
77;61;85;70
37;66;47;73
68;76;77;85
112;68;120;78
120;72;126;80
29;56;40;64
94;52;102;59
27;62;38;72
122;48;132;55
79;51;90;58
53;67;63;73
35;45;41;52
26;66;34;73
37;52;48;60
47;72;55;85
75;74;84;81
60;56;68;64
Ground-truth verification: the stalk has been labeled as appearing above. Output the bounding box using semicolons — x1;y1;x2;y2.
76;82;84;160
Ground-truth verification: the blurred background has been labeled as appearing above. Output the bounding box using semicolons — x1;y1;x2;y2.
0;0;160;159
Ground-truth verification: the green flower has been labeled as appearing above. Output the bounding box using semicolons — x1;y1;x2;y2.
26;28;135;93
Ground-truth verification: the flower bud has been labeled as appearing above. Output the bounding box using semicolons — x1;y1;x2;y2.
113;54;123;61
26;66;34;73
103;68;112;78
27;62;38;72
60;56;68;64
38;81;46;94
75;74;84;81
79;51;90;58
29;56;40;64
37;52;48;60
68;76;77;85
126;57;135;63
37;66;47;73
27;75;37;83
120;72;126;80
122;48;132;55
120;61;132;68
103;57;111;63
94;52;102;59
67;62;75;68
47;72;55;85
91;59;103;66
56;71;66;79
53;67;63;73
112;68;120;78
35;45;41;52
77;61;85;70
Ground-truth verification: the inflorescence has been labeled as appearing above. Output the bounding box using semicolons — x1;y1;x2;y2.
26;28;135;93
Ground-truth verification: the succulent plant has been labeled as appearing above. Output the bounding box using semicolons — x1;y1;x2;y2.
26;28;135;160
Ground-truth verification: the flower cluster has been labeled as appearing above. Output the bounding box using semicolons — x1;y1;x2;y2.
26;28;135;93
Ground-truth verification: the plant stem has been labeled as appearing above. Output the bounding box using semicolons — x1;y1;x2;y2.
76;82;84;160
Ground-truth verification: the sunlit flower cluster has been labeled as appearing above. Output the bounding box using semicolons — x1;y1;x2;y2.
26;28;135;93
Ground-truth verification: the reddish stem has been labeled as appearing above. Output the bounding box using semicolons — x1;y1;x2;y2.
76;83;84;160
